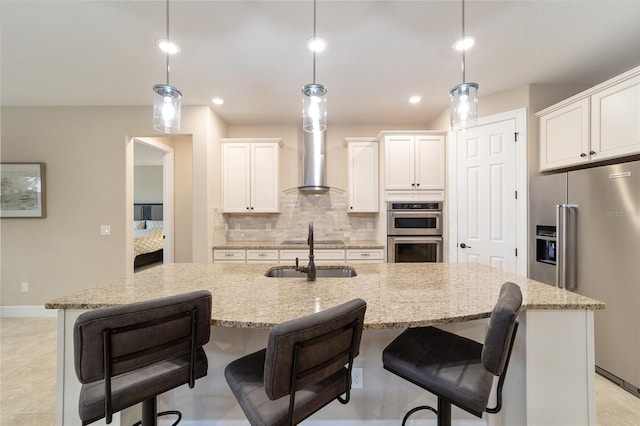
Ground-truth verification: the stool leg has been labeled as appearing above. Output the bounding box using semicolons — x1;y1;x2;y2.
141;398;158;426
437;397;451;426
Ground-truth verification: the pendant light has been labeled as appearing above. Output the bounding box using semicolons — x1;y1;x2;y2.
153;0;182;133
302;0;327;133
450;0;478;131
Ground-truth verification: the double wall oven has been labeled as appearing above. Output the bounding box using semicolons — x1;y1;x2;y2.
387;202;443;262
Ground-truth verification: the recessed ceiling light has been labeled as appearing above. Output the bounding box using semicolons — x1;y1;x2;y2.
409;96;422;104
157;39;180;54
453;36;475;51
306;36;327;52
211;97;224;105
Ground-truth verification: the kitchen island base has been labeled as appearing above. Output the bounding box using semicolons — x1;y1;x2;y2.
55;310;596;425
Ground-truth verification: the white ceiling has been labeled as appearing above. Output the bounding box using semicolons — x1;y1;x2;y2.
2;0;640;127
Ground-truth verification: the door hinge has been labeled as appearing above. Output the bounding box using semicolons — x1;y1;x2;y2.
514;132;519;142
515;248;518;257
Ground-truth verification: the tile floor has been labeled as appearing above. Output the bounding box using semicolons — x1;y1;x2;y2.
1;317;639;425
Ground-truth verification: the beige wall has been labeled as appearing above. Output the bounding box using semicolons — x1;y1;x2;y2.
134;166;163;203
1;106;226;306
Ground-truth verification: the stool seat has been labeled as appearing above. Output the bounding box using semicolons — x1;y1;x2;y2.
224;298;367;426
383;326;493;417
225;348;349;426
79;349;208;425
382;282;522;426
74;290;212;425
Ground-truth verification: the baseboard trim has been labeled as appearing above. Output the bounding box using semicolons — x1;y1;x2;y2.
0;305;57;317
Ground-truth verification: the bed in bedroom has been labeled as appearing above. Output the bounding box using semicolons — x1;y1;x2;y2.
133;203;164;269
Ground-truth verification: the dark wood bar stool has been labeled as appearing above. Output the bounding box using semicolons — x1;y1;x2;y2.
224;298;367;426
382;282;522;426
73;290;212;425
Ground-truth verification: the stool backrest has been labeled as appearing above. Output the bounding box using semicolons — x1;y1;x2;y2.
263;298;367;400
482;282;522;376
74;290;212;384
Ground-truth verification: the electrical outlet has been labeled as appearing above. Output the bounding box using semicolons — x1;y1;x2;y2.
21;282;29;292
266;223;271;230
351;367;363;389
366;222;373;231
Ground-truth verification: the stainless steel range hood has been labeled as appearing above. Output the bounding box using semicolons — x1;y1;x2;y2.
299;129;329;193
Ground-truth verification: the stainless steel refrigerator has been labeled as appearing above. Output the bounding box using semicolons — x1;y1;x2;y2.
529;160;640;398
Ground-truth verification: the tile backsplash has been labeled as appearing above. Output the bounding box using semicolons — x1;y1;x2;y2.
214;188;378;243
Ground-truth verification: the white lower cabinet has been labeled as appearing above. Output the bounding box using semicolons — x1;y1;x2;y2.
246;249;278;263
346;249;384;263
279;249;346;265
213;249;246;263
214;247;384;264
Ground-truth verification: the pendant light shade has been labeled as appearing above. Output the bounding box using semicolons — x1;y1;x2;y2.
450;0;478;131
302;0;327;133
302;83;327;133
153;0;181;133
450;82;478;131
153;84;182;133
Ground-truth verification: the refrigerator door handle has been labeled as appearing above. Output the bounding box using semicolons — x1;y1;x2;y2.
556;204;578;289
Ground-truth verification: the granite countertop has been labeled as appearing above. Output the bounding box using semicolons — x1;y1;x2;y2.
212;240;384;250
46;263;604;330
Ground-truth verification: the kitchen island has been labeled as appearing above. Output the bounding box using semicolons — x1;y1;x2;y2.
47;262;604;425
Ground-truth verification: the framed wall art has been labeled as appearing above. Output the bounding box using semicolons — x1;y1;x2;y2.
0;163;46;218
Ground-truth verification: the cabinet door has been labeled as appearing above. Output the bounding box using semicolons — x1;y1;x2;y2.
414;136;445;190
222;143;251;212
385;136;415;190
250;143;279;213
591;74;640;161
348;141;379;212
539;98;590;171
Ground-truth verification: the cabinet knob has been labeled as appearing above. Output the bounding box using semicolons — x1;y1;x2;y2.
589;150;596;155
411;183;416;187
416;183;420;187
350;206;353;210
246;207;250;210
580;153;587;158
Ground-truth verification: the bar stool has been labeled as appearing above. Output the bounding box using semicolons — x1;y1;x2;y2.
224;298;367;426
382;282;522;426
73;290;212;425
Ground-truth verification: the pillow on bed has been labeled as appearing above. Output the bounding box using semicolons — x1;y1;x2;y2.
146;220;163;230
134;220;146;229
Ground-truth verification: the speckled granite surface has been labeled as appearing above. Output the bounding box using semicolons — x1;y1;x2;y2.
212;240;384;249
45;263;604;330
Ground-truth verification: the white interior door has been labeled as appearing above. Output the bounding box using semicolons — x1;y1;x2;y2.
456;118;518;273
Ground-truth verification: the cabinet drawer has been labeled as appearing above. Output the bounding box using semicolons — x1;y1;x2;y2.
213;250;246;262
279;249;345;262
346;249;384;261
246;250;278;262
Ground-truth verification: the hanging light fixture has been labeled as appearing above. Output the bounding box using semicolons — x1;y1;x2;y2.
153;0;181;133
302;0;327;133
450;0;478;131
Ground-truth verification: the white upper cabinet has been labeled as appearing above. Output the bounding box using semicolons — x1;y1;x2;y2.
538;66;640;171
591;73;640;161
539;98;590;171
384;133;445;191
221;138;280;213
346;139;379;213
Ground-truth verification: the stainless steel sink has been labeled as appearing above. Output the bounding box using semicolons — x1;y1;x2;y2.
265;266;357;278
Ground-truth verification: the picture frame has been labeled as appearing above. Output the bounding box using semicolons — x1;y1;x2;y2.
0;163;46;218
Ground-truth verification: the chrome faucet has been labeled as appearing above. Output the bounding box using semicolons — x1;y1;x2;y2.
295;222;316;281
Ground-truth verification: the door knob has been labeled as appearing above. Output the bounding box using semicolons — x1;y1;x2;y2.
459;243;471;249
